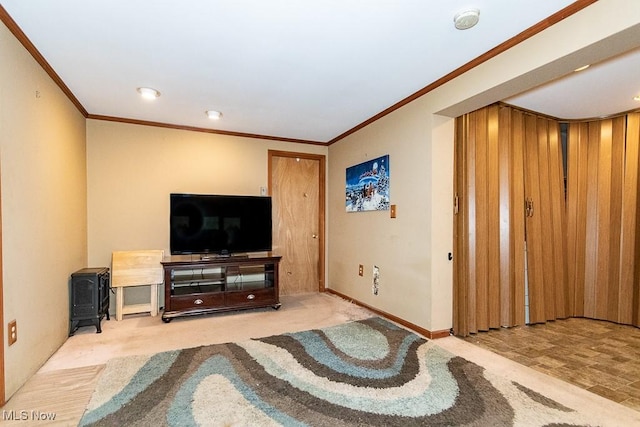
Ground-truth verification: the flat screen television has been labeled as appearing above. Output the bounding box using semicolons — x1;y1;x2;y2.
170;193;272;255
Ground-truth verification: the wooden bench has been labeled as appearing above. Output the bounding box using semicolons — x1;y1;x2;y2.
111;250;164;321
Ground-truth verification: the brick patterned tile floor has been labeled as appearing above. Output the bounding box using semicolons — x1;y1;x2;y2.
462;317;640;412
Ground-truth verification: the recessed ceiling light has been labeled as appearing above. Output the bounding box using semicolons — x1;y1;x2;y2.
206;110;223;120
574;64;590;72
137;87;160;100
634;95;640;102
454;9;480;30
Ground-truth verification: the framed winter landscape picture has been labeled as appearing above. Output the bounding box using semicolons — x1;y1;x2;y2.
345;155;390;212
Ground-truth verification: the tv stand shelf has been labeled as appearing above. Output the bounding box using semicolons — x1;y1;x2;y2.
161;254;281;322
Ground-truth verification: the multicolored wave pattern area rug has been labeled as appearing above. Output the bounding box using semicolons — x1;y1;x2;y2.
80;317;597;426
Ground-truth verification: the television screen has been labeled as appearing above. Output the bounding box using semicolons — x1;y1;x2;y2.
170;193;272;255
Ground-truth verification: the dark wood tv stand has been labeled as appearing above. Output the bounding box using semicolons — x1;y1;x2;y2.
161;253;281;322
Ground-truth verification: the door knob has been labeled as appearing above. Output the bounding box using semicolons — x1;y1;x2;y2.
312;234;318;239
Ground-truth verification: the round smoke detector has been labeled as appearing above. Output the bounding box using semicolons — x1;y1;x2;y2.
454;9;480;30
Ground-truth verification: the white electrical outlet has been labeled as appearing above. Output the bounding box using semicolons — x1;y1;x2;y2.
8;320;17;345
372;265;380;295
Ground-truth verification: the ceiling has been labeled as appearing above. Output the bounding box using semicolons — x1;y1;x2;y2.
2;1;639;144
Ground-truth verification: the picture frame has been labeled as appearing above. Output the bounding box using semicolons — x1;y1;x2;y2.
345;155;390;212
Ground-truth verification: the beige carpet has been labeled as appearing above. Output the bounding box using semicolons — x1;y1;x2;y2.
1;293;372;426
2;293;639;426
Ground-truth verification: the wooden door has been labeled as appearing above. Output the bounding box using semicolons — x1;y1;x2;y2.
269;151;325;295
453;104;567;336
522;114;569;323
0;164;4;405
566;114;640;326
453;105;526;336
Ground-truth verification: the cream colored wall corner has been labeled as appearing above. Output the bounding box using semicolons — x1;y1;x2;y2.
429;115;454;332
86;120;327;304
0;22;88;399
327;0;640;333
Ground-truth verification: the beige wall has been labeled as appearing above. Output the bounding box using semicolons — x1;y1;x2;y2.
327;102;455;332
1;22;88;398
328;102;436;329
327;0;640;333
86;120;327;293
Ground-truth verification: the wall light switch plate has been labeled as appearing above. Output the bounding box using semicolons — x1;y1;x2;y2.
358;264;364;276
